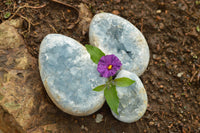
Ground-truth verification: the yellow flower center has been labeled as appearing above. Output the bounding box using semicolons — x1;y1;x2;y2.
107;65;113;70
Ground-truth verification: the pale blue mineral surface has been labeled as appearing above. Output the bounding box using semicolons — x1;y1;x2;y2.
89;13;150;76
39;34;106;116
112;70;148;123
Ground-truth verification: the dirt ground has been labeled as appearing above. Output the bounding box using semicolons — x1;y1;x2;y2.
0;0;200;133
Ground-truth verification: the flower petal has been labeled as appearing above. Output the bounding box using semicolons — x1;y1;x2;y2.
102;70;110;78
97;54;122;78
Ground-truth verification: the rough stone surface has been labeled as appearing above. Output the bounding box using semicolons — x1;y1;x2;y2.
0;106;24;133
0;22;89;132
89;13;150;76
0;23;24;49
4;18;23;29
111;70;148;123
39;34;106;116
0;21;39;132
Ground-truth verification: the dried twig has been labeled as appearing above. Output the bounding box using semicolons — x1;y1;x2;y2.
182;37;186;46
197;70;200;84
50;0;80;24
17;14;39;33
140;11;144;32
141;18;143;32
8;3;47;33
9;6;24;20
61;10;66;20
149;112;156;120
50;0;77;10
24;3;47;9
190;71;198;82
17;14;31;33
9;3;47;20
49;24;58;33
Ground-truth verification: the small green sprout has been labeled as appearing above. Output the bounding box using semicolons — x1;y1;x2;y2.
4;12;11;19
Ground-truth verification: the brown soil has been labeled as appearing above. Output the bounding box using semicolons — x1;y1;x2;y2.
0;0;200;132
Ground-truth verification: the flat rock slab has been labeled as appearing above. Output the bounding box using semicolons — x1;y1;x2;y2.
0;21;41;131
111;70;148;123
89;13;150;76
0;22;101;132
39;34;106;116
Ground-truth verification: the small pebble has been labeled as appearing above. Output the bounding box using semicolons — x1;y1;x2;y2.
81;125;85;129
159;23;165;29
180;110;183;114
156;10;162;14
149;121;154;126
156;15;162;20
179;114;183;118
151;95;156;100
152;54;157;59
84;127;88;132
157;123;160;128
81;125;89;132
177;72;184;77
112;10;120;15
95;114;103;123
158;98;163;104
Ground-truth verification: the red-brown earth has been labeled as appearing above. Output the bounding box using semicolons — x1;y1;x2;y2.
0;0;199;132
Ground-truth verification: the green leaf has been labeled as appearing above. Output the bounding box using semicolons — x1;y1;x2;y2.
104;85;119;115
93;84;106;92
4;12;11;19
196;0;200;5
85;45;105;64
5;0;12;5
114;77;135;87
196;25;200;32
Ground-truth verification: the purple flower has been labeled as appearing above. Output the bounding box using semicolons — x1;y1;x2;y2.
97;54;122;78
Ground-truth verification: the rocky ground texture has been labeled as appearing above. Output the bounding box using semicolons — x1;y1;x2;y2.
0;0;200;133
